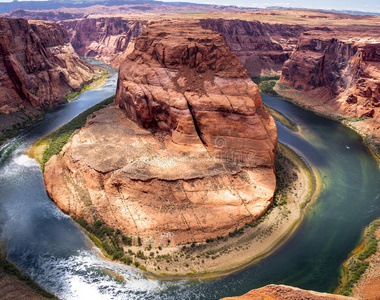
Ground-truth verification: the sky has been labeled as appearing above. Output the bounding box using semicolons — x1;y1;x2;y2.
0;0;378;14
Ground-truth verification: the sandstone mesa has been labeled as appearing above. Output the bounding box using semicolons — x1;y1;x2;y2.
44;20;277;246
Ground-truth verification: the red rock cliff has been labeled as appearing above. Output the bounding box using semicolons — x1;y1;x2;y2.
115;20;277;166
278;28;380;141
61;17;147;67
59;17;305;76
0;17;100;137
44;21;277;246
199;19;306;76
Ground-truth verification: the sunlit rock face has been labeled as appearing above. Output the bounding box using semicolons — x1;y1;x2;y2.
44;21;277;246
279;29;380;139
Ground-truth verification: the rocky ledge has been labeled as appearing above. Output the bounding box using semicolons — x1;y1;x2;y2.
222;285;355;300
0;17;101;139
44;21;277;246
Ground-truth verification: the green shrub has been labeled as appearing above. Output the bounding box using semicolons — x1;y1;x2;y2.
251;75;280;85
339;219;380;296
73;216;133;265
136;250;146;260
259;80;279;96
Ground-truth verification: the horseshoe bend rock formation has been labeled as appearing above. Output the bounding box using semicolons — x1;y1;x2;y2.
0;17;100;138
44;21;277;246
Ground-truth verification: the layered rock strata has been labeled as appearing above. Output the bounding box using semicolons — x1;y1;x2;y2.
199;19;306;76
60;17;305;76
61;17;147;67
44;21;277;246
278;29;380;140
115;21;277;166
221;284;355;300
0;17;100;137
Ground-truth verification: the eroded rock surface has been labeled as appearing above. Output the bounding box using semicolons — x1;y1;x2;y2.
278;28;380;140
0;17;100;137
221;284;355;300
59;17;305;76
199;19;306;76
44;21;277;246
115;21;277;166
61;17;147;67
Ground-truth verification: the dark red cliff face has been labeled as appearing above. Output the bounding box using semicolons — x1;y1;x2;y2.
0;17;99;137
60;18;147;67
199;19;307;77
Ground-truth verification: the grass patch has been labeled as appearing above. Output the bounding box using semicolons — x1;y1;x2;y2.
73;217;133;264
265;104;297;131
0;250;57;298
40;95;115;170
259;80;279;96
251;75;280;85
338;218;380;296
64;72;109;102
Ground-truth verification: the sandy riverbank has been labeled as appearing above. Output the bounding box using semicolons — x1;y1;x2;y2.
127;143;321;279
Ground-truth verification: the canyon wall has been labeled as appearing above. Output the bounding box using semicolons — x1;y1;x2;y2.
59;17;305;76
61;17;147;67
199;19;306;76
0;17;100;138
277;29;380;141
44;21;277;246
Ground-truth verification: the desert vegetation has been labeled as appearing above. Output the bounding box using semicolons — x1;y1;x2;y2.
338;218;380;296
